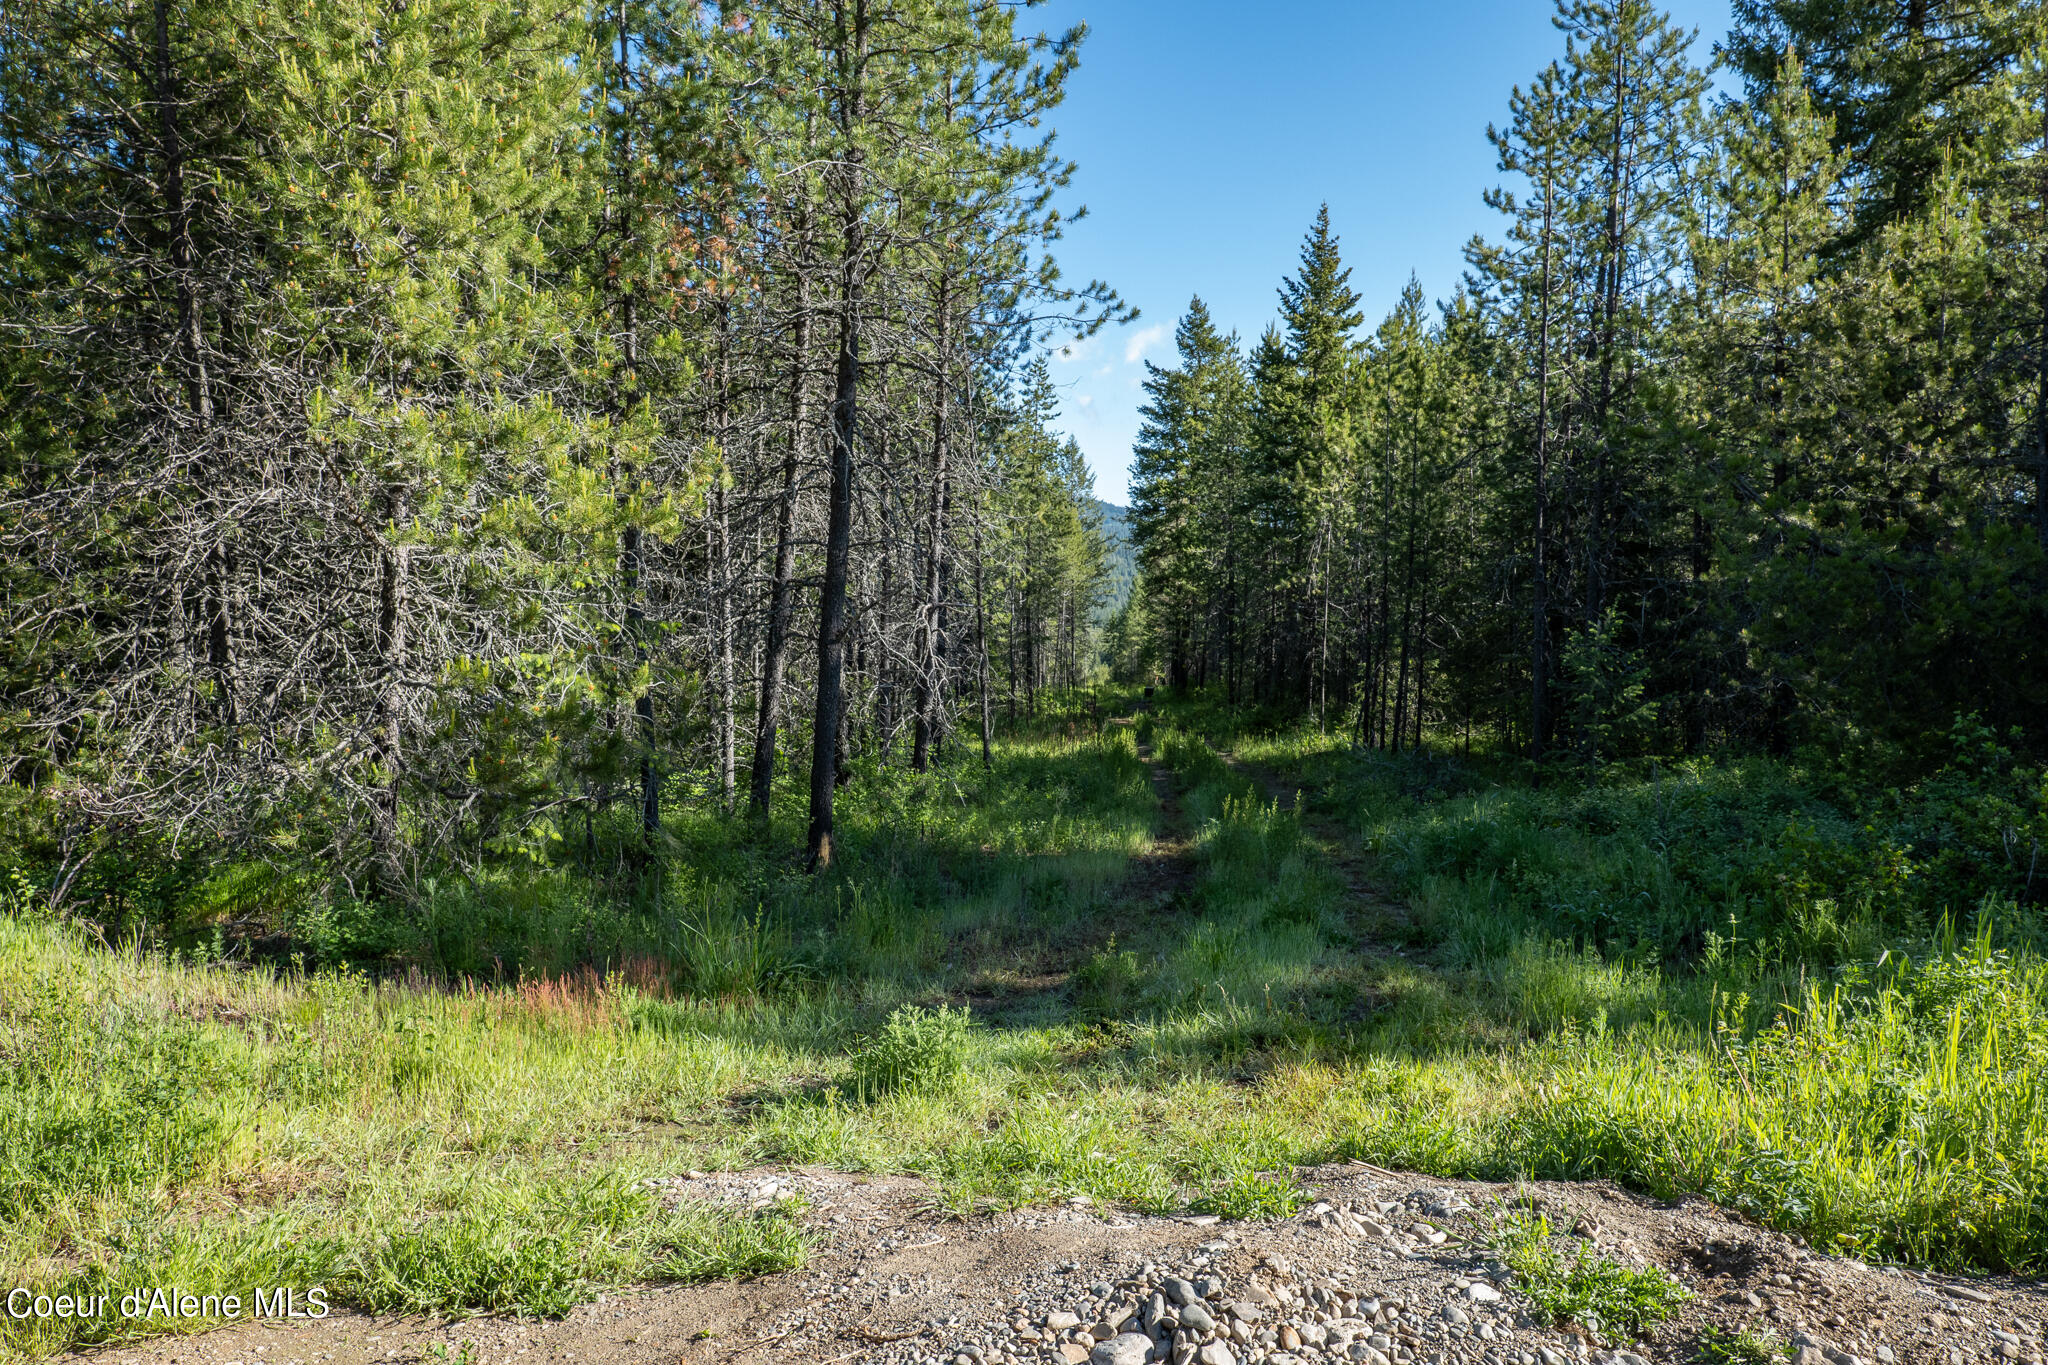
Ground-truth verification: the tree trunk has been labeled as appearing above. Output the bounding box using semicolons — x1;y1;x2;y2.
973;518;993;768
911;312;951;770
806;3;865;869
711;301;736;808
749;249;812;817
1532;167;1555;763
370;490;411;899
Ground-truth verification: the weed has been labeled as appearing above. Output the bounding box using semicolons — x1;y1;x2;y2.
1494;1208;1689;1339
1696;1326;1793;1365
850;1004;971;1099
1194;1167;1304;1221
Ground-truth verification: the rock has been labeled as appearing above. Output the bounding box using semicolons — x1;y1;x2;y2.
1357;1219;1395;1238
1164;1279;1201;1307
1047;1312;1083;1333
1947;1286;1994;1305
1196;1344;1237;1365
1280;1325;1302;1348
1058;1346;1091;1365
1874;1349;1896;1364
1180;1303;1216;1334
1465;1283;1501;1303
1193;1277;1225;1300
1091;1334;1153;1365
1225;1302;1263;1324
1440;1306;1469;1327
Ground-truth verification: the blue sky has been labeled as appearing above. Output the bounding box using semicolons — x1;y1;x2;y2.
1028;0;1733;506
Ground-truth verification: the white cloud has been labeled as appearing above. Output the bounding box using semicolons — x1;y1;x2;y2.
1076;394;1093;409
1124;323;1168;365
1053;334;1101;367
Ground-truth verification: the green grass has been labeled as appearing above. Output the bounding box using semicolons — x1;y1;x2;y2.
5;692;2048;1359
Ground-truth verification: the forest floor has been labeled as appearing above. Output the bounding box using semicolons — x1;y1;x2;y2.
13;697;2048;1365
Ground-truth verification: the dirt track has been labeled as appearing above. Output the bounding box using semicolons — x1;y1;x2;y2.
73;1163;2048;1365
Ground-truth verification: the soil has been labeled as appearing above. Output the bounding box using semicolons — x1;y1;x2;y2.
69;1165;2047;1365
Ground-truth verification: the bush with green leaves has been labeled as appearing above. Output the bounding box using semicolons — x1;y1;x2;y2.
850;1004;972;1099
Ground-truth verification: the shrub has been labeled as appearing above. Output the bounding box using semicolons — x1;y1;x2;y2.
850;1004;971;1099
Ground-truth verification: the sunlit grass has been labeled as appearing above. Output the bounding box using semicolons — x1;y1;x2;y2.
6;695;2048;1359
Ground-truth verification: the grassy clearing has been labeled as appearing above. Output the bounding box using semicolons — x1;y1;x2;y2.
5;693;2048;1358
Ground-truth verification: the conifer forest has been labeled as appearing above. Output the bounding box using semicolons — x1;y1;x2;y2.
5;2;2048;1363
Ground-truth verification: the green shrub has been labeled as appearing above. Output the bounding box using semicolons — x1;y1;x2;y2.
850;1004;971;1098
1072;936;1145;1017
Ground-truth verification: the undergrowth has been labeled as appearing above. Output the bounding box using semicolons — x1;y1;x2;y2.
5;692;2047;1358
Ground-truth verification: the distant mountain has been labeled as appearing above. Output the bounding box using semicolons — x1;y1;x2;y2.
1092;499;1136;620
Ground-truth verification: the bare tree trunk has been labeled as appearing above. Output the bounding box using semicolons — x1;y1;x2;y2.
370;490;410;899
972;518;993;768
2036;95;2048;549
1532;166;1555;763
749;248;812;817
911;277;951;772
154;0;235;736
807;1;866;870
712;301;736;807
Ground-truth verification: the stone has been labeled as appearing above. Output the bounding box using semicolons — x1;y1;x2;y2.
1193;1277;1225;1300
1225;1303;1263;1324
1058;1347;1091;1365
1179;1303;1216;1334
1465;1284;1501;1304
1090;1334;1153;1365
1047;1313;1083;1333
1196;1344;1237;1365
1440;1306;1469;1327
1164;1279;1201;1307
